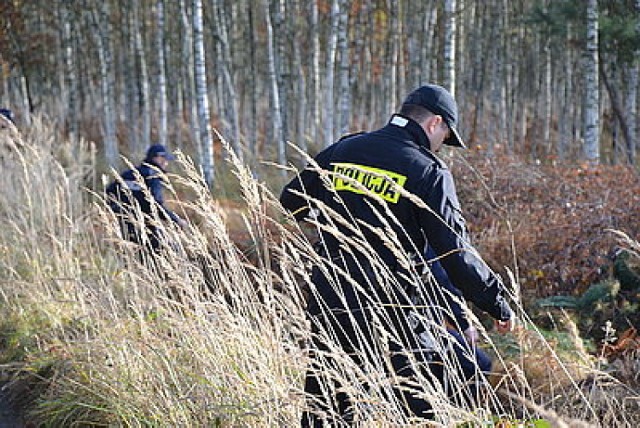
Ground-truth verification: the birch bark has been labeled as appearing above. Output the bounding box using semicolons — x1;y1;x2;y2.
263;0;285;169
156;0;168;147
193;0;214;185
443;0;456;95
584;0;600;164
94;2;118;167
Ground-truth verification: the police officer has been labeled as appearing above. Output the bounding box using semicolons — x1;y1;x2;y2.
106;144;187;252
280;84;515;425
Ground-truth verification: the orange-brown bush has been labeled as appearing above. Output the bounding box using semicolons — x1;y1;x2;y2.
451;150;640;297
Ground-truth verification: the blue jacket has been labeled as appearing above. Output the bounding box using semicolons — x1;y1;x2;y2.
280;114;512;322
106;162;181;225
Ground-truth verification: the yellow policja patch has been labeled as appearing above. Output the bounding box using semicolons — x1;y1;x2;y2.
331;162;407;204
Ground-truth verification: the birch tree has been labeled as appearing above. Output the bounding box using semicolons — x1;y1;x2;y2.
443;0;456;95
310;0;321;145
263;0;285;170
62;4;78;142
324;0;339;147
1;0;639;170
583;0;600;164
193;0;214;185
123;1;139;152
336;0;350;135
246;0;258;161
291;0;307;153
133;3;151;149
156;0;168;147
179;0;197;147
274;0;289;151
94;2;118;167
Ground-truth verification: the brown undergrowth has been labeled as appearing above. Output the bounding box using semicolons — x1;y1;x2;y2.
450;150;640;297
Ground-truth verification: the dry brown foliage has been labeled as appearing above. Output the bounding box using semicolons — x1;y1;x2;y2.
450;151;640;297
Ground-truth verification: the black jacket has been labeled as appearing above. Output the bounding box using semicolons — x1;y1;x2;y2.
106;162;181;225
280;114;512;321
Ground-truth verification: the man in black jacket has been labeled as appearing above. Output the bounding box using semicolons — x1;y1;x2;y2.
106;144;186;252
280;84;514;425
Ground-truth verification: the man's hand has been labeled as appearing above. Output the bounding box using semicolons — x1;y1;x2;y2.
494;318;516;334
177;218;188;229
463;326;479;346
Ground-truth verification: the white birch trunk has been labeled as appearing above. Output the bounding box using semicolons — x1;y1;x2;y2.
292;0;307;153
193;0;214;185
584;0;600;164
309;0;323;142
95;2;118;167
247;1;259;161
543;41;552;154
310;0;321;145
134;4;151;148
263;0;286;169
337;0;350;135
125;1;140;152
324;0;339;147
180;0;198;149
274;0;288;150
443;0;456;95
156;0;168;147
62;6;78;142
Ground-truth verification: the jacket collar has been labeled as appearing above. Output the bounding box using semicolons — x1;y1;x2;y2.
388;114;431;149
142;160;165;172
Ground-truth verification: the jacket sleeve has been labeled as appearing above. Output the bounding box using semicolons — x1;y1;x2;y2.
280;147;334;221
148;177;181;223
425;246;470;331
419;168;513;321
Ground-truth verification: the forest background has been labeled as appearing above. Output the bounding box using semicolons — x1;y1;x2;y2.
0;0;639;425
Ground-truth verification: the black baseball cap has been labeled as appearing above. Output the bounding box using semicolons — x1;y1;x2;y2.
146;144;176;160
402;84;466;148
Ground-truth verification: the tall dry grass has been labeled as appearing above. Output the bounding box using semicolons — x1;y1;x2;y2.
0;121;637;426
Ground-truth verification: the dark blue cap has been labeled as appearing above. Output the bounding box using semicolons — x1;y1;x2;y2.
0;108;15;124
403;84;465;148
146;144;176;160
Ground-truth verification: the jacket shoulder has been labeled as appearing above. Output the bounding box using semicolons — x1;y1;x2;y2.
338;131;365;142
418;147;449;170
138;164;162;180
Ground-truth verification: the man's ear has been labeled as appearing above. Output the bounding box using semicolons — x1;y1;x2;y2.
424;115;442;134
432;115;444;129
